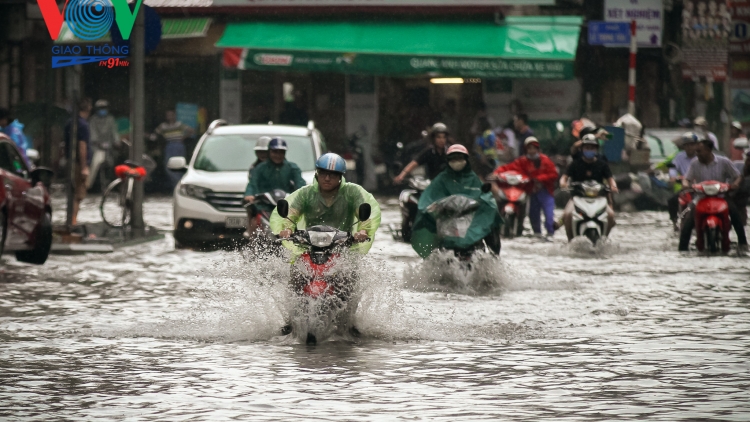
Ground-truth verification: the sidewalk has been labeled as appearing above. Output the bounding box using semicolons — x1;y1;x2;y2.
49;187;172;254
52;222;165;254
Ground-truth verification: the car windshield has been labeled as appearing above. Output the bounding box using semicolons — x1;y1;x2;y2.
193;134;316;172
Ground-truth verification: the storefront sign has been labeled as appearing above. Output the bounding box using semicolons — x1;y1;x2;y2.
604;0;663;47
238;50;575;80
588;21;631;46
176;102;199;130
730;1;750;54
681;0;731;81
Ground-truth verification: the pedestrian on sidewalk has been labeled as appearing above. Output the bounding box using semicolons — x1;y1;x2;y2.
64;98;93;226
87;99;120;191
153;109;194;190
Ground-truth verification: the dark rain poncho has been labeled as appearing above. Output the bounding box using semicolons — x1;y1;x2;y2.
245;159;306;211
411;165;502;258
270;177;381;256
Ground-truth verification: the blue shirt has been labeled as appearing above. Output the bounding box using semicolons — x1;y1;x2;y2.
671;151;696;176
64;116;92;165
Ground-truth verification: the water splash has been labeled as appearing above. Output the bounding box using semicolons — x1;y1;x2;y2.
402;250;514;295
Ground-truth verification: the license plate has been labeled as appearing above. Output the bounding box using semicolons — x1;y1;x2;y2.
225;216;248;228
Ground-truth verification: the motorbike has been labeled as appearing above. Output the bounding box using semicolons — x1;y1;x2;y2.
425;183;500;261
493;170;531;237
684;180;731;253
275;199;372;345
396;176;431;242
568;181;611;245
244;189;288;250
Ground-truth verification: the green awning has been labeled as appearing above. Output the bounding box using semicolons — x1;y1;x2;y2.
161;18;212;39
217;17;582;79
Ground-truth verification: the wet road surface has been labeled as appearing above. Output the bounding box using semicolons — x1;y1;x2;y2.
1;194;749;420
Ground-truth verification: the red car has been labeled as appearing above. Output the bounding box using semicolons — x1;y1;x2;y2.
0;134;54;264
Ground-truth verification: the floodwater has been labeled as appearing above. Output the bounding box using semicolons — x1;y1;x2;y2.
1;194;750;420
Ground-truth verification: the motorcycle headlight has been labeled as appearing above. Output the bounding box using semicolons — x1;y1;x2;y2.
308;231;335;248
179;184;211;200
702;183;721;196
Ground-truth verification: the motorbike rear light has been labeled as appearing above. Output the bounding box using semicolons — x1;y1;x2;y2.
308;231;335;248
303;280;333;298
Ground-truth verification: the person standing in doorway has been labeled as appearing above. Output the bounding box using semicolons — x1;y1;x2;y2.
154;109;194;190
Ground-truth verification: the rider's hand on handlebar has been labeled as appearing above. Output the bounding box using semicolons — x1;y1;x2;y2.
393;174;405;185
353;230;369;243
244;195;255;204
279;229;292;239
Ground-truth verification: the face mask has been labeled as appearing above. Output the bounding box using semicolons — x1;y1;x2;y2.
449;160;467;172
97;109;108;117
527;153;540;160
583;150;597;159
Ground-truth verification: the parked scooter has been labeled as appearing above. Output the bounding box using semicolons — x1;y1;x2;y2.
493;170;531;237
396;176;431;242
275;199;372;345
568;181;611;245
682;180;731;253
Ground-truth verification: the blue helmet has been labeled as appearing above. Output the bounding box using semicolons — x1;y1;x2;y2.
315;153;347;174
268;137;288;150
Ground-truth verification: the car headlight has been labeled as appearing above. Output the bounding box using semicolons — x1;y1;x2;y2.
179;184;211;200
308;231;335;248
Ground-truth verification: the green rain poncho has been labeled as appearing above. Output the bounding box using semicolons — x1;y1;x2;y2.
270;177;382;256
411;165;502;258
245;159;306;210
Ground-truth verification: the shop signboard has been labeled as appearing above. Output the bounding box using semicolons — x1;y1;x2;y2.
681;0;731;81
176;102;199;130
588;21;631;46
604;0;663;47
730;1;750;54
237;50;574;80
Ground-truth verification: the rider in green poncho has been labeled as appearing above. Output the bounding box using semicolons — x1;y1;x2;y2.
270;153;381;257
411;144;502;258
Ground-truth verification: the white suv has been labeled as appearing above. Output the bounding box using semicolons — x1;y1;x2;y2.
168;121;325;247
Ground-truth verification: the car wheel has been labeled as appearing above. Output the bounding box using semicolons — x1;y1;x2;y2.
16;212;52;265
0;208;6;258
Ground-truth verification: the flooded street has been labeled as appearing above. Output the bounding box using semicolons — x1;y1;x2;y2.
1;195;750;420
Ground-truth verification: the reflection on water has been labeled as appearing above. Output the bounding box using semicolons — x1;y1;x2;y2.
2;198;750;419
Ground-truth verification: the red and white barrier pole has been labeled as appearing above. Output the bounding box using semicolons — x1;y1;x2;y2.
628;20;637;116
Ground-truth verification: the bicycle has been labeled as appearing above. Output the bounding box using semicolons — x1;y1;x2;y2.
99;139;157;228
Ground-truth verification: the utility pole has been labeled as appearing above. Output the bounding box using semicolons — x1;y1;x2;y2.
130;5;145;231
628;20;637;116
65;90;78;228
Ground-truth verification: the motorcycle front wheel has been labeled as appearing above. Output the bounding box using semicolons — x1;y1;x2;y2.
706;227;719;253
502;214;515;238
584;228;600;245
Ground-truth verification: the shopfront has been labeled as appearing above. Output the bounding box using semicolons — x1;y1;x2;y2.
217;16;582;189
